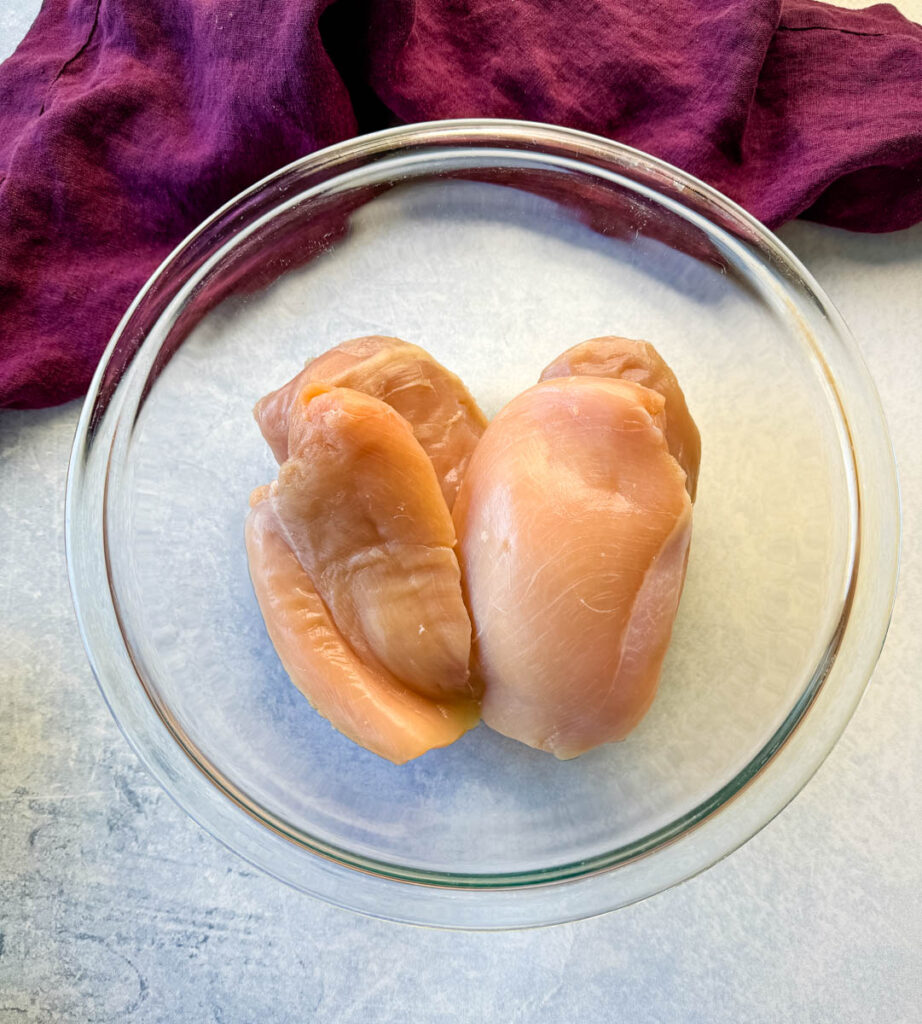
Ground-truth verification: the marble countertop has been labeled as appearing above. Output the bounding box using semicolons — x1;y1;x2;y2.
2;4;921;1022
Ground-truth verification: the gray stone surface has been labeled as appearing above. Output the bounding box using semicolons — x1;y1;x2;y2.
2;3;921;1022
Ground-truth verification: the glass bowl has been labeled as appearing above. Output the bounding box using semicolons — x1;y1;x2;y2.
66;120;900;929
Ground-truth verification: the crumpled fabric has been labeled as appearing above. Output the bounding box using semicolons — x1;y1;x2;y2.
2;0;921;408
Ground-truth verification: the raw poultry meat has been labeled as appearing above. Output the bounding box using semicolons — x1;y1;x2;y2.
247;335;698;763
254;335;487;508
452;375;693;759
245;382;478;763
540;336;701;499
271;382;475;704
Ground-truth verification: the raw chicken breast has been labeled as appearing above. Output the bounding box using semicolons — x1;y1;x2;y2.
246;496;479;765
453;376;693;759
540;336;701;500
254;336;487;507
273;383;476;704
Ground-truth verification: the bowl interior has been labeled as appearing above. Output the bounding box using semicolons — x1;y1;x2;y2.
101;148;854;881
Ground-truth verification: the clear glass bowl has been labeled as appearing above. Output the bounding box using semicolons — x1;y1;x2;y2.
66;120;900;929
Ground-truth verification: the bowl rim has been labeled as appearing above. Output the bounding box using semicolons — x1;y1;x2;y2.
66;118;901;928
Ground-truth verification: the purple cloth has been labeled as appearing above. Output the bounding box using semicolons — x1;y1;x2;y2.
2;0;921;409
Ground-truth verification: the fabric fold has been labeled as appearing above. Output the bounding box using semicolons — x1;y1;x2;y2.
2;0;921;408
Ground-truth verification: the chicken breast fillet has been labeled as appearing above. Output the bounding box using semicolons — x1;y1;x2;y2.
254;335;487;508
453;376;693;759
270;383;476;704
540;336;701;500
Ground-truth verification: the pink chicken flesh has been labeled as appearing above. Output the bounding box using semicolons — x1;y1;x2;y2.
270;383;476;705
245;382;479;764
540;336;701;500
253;335;487;508
453;375;693;759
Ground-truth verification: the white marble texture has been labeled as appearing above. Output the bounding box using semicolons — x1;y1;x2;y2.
1;2;921;1021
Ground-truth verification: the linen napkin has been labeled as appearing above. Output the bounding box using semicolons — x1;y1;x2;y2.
2;0;921;408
